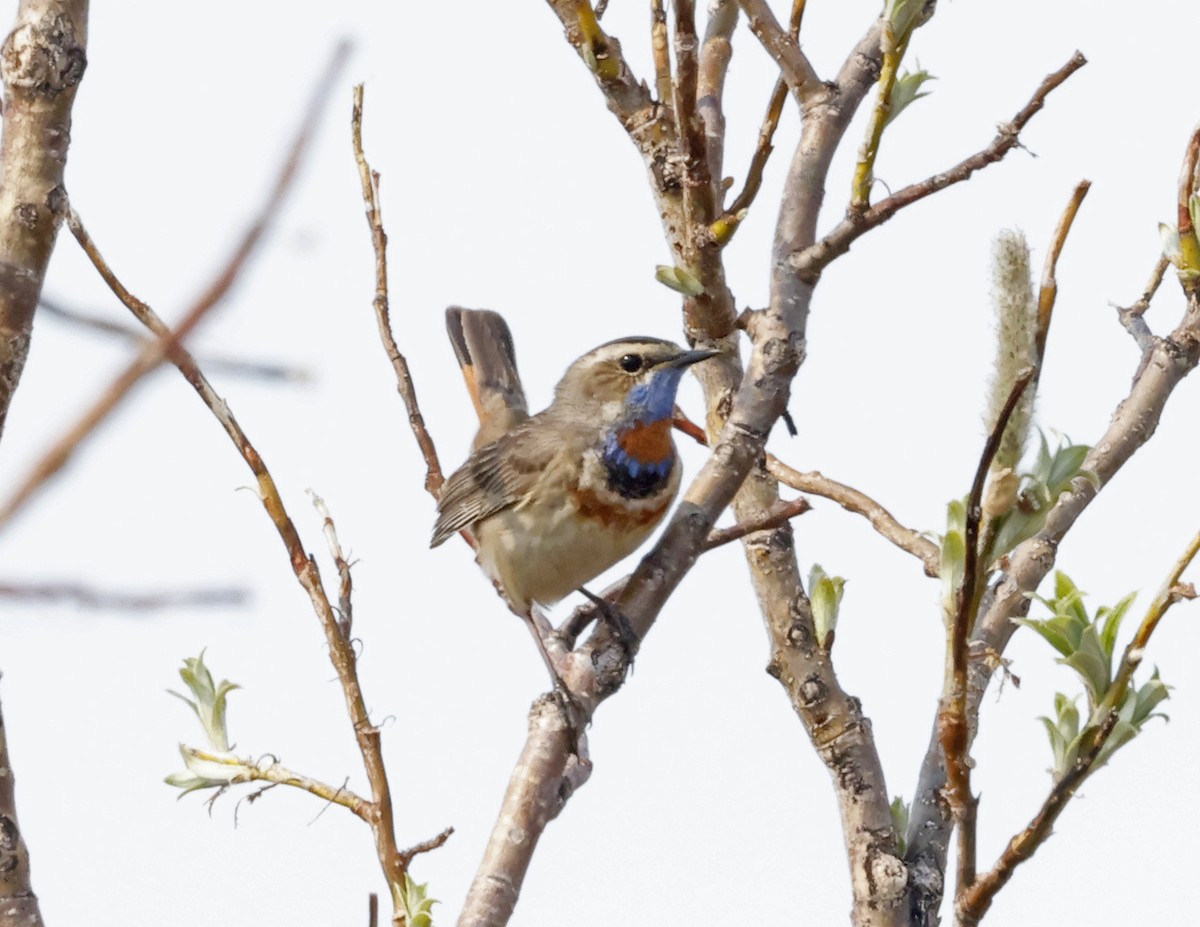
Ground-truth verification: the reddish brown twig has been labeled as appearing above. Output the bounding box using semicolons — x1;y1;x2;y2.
0;40;351;532
352;84;445;497
1036;180;1091;364
940;370;1034;899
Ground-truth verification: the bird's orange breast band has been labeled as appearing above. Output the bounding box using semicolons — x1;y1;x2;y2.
616;419;674;464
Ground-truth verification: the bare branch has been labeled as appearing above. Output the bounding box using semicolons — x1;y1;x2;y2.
0;580;247;610
697;0;737;202
1116;256;1169;351
0;40;350;532
650;0;671;103
735;0;821;102
0;4;90;921
767;456;941;576
399;826;456;867
1036;180;1091;363
38;297;312;383
0;0;88;441
794;52;1088;284
702;497;810;550
353;84;445;497
66;199;415;905
309;491;356;640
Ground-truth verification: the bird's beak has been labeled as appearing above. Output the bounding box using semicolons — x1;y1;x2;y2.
665;348;720;369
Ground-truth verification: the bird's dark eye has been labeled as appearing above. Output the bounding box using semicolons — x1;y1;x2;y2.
619;353;644;373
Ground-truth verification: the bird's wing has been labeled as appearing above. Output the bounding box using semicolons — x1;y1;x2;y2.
430;427;556;548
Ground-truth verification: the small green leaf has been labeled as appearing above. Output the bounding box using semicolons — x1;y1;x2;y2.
1097;592;1137;661
808;564;846;649
396;873;438;927
168;651;240;752
654;264;705;296
884;69;935;127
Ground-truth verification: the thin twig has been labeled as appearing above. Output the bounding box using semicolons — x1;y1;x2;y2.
0;41;352;532
38;297;312;383
368;894;378;927
960;525;1200;922
1102;526;1200;715
650;0;671;103
735;0;821;101
941;370;1034;899
1115;256;1169;352
794;52;1088;283
179;747;372;820
956;709;1118;923
309;491;355;638
352;84;445;497
767;456;941;577
399;825;456;867
0;580;247;610
720;0;803;236
672;0;711;229
1036;180;1091;364
68;200;411;900
697;0;737;208
702;497;810;550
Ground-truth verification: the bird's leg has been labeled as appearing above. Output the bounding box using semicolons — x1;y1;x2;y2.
576;587;640;663
527;605;588;753
526;605;574;690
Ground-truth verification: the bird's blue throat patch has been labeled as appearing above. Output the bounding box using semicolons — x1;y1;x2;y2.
600;367;684;500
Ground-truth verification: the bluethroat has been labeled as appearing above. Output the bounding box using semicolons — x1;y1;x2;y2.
431;307;716;627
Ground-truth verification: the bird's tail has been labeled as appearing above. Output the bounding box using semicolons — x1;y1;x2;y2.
445;307;529;447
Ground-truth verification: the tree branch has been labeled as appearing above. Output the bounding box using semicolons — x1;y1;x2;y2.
1035;180;1090;364
352;84;445;498
0;0;88;438
0;40;349;532
793;52;1088;284
0;580;246;610
0;3;89;923
702;496;810;550
38;296;311;383
735;0;821;102
767;456;941;576
1116;256;1169;352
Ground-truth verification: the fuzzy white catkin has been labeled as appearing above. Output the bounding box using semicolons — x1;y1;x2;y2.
986;229;1037;472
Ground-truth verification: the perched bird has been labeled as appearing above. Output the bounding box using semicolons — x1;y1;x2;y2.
432;307;716;620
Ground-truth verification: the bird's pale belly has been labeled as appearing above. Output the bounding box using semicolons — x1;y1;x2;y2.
475;466;678;613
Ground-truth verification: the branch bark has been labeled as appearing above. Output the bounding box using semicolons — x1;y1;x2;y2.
0;3;89;924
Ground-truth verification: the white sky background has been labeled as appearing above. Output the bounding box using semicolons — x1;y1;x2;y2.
0;1;1197;924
